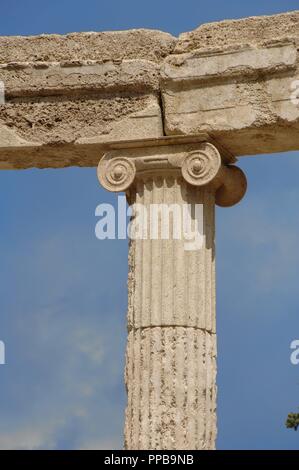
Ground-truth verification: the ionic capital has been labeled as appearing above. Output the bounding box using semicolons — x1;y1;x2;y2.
97;135;247;207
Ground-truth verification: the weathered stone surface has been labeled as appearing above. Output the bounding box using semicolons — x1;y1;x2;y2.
125;176;217;450
0;95;163;169
175;10;299;53
0;29;176;64
163;41;297;81
0;60;163;169
125;327;217;450
127;176;216;331
0;30;176;168
0;60;160;97
0;95;160;146
162;13;299;156
3;11;299;167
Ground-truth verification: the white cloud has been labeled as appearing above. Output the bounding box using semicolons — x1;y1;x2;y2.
79;437;122;450
219;187;299;293
0;420;65;450
0;227;127;449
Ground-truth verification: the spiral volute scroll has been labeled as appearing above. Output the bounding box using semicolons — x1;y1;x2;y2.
181;143;221;187
97;156;136;192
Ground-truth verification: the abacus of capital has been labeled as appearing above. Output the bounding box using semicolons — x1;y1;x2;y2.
1;10;299;450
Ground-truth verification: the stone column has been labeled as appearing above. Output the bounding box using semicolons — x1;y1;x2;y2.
97;136;247;450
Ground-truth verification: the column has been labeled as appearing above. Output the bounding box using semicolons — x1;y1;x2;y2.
97;137;247;450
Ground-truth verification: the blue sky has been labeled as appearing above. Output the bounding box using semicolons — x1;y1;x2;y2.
0;0;299;450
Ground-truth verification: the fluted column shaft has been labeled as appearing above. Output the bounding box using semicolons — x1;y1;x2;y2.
124;175;217;450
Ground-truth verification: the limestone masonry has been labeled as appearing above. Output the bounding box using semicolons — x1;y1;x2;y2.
1;10;299;168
